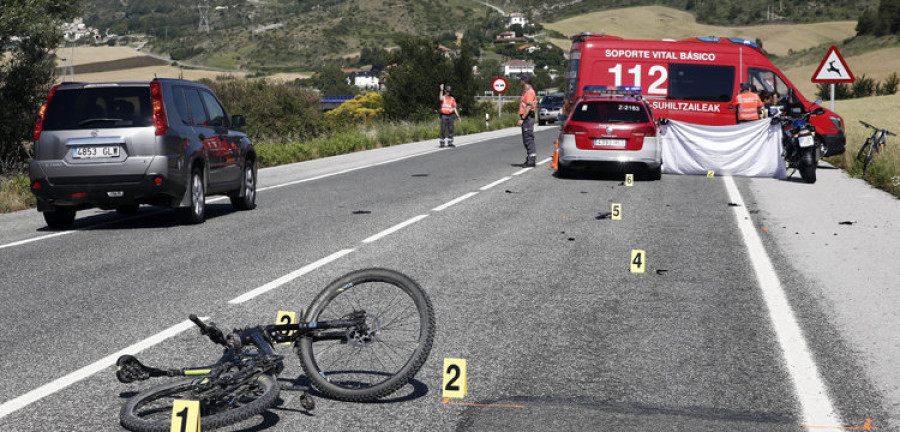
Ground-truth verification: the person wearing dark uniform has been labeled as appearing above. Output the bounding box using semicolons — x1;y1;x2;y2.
517;74;537;167
439;84;460;148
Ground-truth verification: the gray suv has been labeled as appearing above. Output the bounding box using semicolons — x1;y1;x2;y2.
30;78;256;228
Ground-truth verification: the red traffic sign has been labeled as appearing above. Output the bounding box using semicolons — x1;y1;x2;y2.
492;77;508;94
811;45;855;84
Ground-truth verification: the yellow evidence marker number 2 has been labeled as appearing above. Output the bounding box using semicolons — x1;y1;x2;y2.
442;358;467;398
171;400;200;432
630;250;646;273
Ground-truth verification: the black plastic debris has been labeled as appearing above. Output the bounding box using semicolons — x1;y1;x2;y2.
505;190;519;194
728;202;740;207
411;174;429;177
839;221;855;225
352;210;372;215
596;212;611;220
568;238;575;241
656;269;668;275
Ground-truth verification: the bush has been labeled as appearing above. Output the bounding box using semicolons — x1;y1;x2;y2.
325;92;384;127
851;74;876;98
205;78;328;145
877;72;899;96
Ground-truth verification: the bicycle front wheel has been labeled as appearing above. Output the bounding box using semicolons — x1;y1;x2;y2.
119;375;280;432
296;268;435;402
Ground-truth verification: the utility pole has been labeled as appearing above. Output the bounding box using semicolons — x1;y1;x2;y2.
198;1;210;33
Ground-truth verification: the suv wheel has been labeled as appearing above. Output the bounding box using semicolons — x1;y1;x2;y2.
43;207;76;229
230;159;257;211
176;167;206;224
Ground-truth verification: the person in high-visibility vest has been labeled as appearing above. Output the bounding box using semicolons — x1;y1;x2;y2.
439;84;461;148
517;74;537;167
733;82;764;123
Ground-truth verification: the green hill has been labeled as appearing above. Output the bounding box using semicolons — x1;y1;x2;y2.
80;0;875;72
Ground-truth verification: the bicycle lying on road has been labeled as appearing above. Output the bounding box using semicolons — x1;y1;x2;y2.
856;120;896;180
115;268;436;432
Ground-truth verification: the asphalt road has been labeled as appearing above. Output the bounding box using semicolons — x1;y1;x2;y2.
0;126;895;432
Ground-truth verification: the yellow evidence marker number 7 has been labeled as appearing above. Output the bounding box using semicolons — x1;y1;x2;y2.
442;358;467;398
171;400;200;432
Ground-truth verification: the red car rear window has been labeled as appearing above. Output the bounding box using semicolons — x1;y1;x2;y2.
571;101;649;124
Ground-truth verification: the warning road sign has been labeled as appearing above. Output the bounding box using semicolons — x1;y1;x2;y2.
811;45;855;84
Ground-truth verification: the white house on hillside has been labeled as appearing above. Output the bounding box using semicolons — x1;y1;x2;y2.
502;60;535;77
505;13;528;28
347;71;380;90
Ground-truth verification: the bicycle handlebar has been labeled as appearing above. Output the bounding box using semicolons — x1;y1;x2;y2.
859;120;896;136
188;314;227;346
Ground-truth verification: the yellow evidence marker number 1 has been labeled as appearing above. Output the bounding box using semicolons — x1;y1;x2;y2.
171;400;200;432
276;310;297;344
630;250;646;273
442;358;467;398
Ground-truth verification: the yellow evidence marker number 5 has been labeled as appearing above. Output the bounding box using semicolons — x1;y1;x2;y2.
611;203;622;220
171;400;200;432
442;358;467;398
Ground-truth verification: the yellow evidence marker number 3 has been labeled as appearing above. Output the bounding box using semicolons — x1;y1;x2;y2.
171;400;200;432
442;358;467;398
630;250;646;273
275;310;297;344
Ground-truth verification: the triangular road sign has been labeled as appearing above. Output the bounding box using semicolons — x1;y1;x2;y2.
811;45;855;83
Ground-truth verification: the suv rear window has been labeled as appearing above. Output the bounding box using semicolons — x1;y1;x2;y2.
570;101;649;123
541;96;563;106
42;86;153;130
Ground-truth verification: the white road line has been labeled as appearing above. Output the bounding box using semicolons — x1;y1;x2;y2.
433;192;479;212
228;249;356;304
512;167;532;176
480;177;511;191
537;157;551;165
362;215;429;244
724;176;842;431
0;318;203;420
0;231;75;250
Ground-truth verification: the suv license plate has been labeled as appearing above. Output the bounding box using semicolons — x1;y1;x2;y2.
73;146;120;159
594;139;626;147
798;135;815;148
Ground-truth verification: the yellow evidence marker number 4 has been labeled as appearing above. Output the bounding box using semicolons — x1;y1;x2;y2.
442;358;467;398
171;400;200;432
630;250;646;273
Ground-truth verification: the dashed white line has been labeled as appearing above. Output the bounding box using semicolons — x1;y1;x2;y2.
480;177;512;191
0;231;75;250
228;248;356;304
0;318;204;420
723;176;842;431
433;192;479;212
512;167;532;176
362;214;429;244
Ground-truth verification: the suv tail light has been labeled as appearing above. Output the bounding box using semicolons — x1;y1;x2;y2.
631;125;657;137
563;124;588;135
33;84;61;141
150;81;168;136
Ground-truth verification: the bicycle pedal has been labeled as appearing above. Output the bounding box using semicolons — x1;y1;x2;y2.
299;392;316;411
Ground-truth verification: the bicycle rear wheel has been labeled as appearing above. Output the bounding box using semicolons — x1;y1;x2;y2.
120;375;279;432
296;268;435;402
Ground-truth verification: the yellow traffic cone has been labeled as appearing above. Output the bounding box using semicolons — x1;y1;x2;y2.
550;139;559;169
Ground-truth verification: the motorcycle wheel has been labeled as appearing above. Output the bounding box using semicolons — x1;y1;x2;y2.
800;148;817;183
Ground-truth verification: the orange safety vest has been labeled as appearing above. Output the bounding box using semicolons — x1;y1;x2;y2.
736;92;763;121
441;95;456;115
519;86;536;116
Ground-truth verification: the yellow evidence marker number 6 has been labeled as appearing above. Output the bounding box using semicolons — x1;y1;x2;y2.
625;174;634;186
442;358;467;398
171;400;200;432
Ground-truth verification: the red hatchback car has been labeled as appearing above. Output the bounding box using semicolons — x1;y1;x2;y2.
556;86;661;180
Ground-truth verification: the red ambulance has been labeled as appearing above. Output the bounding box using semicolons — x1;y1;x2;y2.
562;33;846;156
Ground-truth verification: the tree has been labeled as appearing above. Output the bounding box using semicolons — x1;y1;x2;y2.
383;36;477;122
0;0;80;173
309;65;358;96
